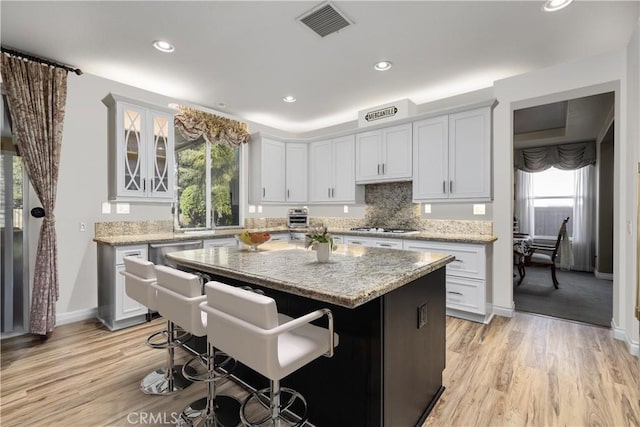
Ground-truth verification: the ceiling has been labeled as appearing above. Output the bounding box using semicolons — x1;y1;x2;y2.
1;1;637;134
513;92;615;149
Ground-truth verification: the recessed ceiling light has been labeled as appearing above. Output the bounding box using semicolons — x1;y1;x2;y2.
374;61;392;71
543;0;573;12
152;40;175;53
283;95;296;103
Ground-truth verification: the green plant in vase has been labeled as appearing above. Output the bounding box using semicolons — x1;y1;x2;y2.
304;225;335;251
305;226;335;262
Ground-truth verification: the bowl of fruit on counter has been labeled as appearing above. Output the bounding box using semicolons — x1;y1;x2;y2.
235;230;271;251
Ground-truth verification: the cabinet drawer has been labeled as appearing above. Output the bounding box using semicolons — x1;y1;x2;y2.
203;238;237;248
403;240;485;279
446;277;484;314
115;245;148;265
345;237;372;247
372;239;403;250
445;246;484;279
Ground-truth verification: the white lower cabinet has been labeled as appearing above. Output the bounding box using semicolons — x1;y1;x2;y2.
445;275;484;315
343;235;403;249
203;237;238;248
402;239;492;323
267;232;290;242
97;244;149;331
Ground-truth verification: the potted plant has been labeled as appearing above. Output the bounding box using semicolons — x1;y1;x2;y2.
305;225;335;262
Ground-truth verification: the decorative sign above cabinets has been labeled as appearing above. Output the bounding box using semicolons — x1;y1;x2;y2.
358;98;416;128
365;106;398;123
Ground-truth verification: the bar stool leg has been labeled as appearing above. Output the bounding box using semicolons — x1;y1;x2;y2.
271;380;281;427
178;342;241;426
141;321;193;395
241;380;308;427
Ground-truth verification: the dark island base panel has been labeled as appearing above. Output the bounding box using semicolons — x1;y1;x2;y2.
181;267;446;427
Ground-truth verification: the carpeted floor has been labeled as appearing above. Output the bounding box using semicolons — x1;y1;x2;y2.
513;265;613;327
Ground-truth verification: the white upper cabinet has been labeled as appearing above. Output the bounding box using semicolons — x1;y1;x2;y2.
309;135;362;203
249;135;286;203
249;134;308;204
103;94;175;202
355;123;412;183
286;143;308;203
309;139;333;202
413;116;449;200
448;108;491;199
413;107;491;201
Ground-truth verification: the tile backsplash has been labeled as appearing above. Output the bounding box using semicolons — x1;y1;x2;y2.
363;182;422;229
94;220;173;237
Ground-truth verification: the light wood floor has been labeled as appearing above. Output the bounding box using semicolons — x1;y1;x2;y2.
1;313;638;427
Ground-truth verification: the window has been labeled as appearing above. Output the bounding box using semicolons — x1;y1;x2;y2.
531;167;574;239
175;134;240;229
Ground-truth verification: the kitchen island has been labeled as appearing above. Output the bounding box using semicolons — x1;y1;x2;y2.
168;241;454;427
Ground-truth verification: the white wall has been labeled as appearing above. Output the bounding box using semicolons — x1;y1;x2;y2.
493;41;639;352
626;18;640;347
41;74;171;317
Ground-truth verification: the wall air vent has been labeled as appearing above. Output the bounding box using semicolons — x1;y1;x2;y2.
298;2;353;38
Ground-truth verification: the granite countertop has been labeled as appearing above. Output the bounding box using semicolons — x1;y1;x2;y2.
92;226;293;245
329;229;497;244
94;227;496;246
167;240;455;309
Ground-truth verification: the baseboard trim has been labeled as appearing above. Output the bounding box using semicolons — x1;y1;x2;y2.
594;270;614;280
492;304;515;318
56;307;98;326
611;318;639;356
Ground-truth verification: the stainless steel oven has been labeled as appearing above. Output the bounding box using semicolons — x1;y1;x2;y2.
287;208;309;228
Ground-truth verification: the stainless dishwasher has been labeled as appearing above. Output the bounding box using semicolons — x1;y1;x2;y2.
148;240;203;268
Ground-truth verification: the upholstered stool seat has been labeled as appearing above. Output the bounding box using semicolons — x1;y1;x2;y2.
201;282;338;426
153;266;240;427
122;257;192;395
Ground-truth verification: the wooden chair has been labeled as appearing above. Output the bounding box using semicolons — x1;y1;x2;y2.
525;217;570;289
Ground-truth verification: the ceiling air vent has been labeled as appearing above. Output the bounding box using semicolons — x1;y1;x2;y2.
298;2;353;38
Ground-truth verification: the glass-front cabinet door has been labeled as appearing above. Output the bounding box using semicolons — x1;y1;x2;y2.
147;111;174;199
120;104;146;197
103;93;175;202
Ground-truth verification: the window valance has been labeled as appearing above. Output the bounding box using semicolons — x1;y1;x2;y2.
514;141;596;172
174;106;250;147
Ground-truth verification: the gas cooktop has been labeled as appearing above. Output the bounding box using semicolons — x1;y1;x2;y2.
349;227;420;235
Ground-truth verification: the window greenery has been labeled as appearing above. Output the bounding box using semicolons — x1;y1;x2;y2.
175;134;240;229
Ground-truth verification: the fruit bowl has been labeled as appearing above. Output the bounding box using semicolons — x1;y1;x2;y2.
235;231;271;251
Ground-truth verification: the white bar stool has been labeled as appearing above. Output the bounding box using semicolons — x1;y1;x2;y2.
122;257;192;395
153;266;241;427
201;282;338;427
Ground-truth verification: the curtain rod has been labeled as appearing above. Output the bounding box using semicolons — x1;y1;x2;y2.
1;46;83;75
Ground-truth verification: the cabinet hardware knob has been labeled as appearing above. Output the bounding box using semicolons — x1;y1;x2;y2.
450;180;453;193
442;181;446;194
287;189;290;199
382;163;385;174
328;188;331;197
377;164;380;175
331;188;334;197
447;291;463;296
263;187;265;197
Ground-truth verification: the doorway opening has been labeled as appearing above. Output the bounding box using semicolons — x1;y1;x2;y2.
512;91;614;327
